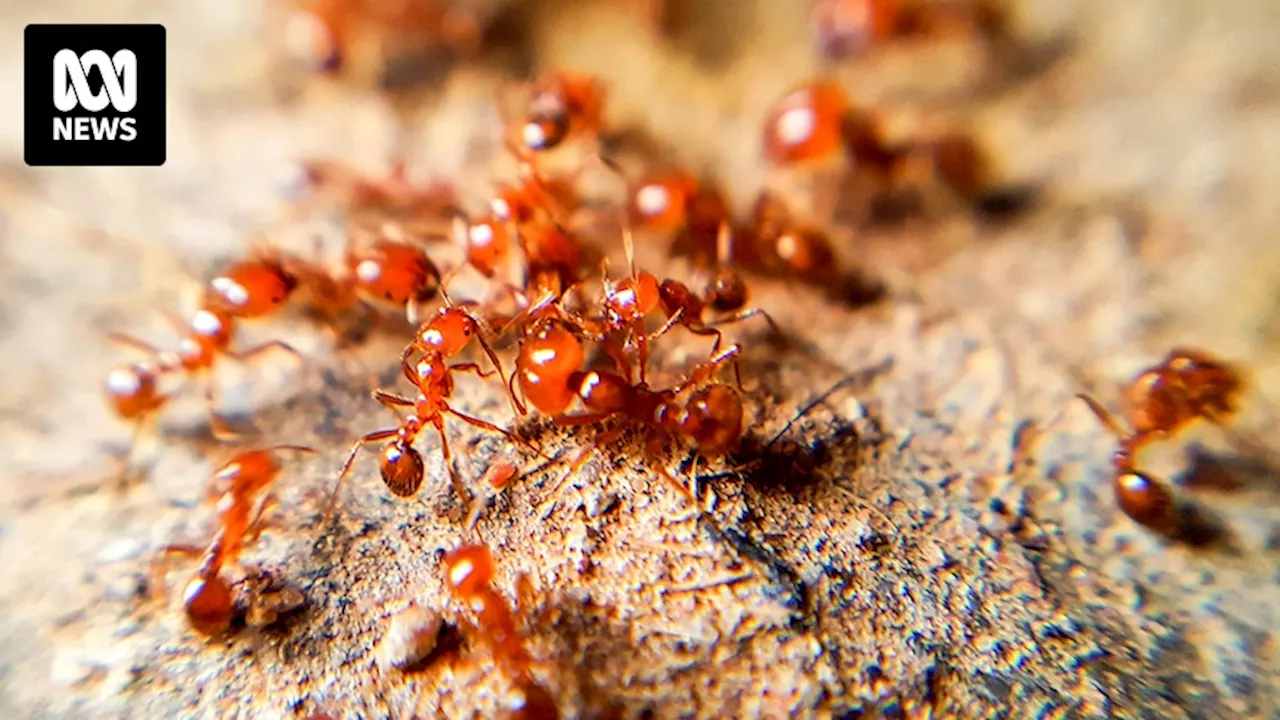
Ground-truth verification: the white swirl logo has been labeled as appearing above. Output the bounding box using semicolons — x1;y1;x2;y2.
52;49;137;113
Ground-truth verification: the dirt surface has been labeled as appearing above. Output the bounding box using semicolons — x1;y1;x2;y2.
1;0;1279;718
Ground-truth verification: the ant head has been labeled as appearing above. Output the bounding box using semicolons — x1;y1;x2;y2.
657;278;695;316
685;385;744;455
183;574;234;636
606;272;661;324
379;440;425;497
420;307;476;356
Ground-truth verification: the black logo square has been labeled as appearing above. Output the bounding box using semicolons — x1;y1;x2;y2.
24;24;166;167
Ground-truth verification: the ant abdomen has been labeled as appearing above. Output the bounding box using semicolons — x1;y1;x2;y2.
517;321;586;415
571;370;632;414
1113;471;1177;532
105;362;167;420
380;441;425;497
182;574;234;636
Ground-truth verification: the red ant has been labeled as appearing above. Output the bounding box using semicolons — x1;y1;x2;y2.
344;234;443;324
746;191;839;284
1077;348;1244;533
516;70;607;154
649;222;784;355
155;446;315;635
443;544;559;719
105;300;304;441
327;285;541;517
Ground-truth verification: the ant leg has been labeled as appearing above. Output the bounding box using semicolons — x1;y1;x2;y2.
450;362;496;379
244;494;281;548
203;374;243;442
685;324;724;355
447;405;549;459
647;308;686;345
228;339;304;366
540;423;626;514
148;543;205;602
326;427;401;519
106;332;162;355
470;311;528;416
1075;394;1130;440
373;389;415;424
431;417;473;517
674;343;743;394
706;307;786;346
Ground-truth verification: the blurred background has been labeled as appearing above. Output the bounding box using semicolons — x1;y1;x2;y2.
1;0;1279;718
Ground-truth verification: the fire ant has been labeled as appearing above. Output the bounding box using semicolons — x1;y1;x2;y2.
1077;348;1245;534
155;446;315;635
327;286;542;517
105;301;304;441
650;222;784;354
344;234;443;323
288;158;461;234
515;70;607;154
443;544;559;719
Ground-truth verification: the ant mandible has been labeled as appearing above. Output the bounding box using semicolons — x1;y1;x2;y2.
1077;348;1244;533
443;544;559;719
157;446;315;635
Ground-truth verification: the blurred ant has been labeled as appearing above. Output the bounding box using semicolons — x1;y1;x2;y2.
1077;348;1244;534
105;301;304;442
283;0;484;80
328;285;543;518
443;544;559;719
811;0;1008;60
515;70;607;154
747;191;839;284
344;234;443;324
762;80;850;167
288;158;461;235
154;446;315;635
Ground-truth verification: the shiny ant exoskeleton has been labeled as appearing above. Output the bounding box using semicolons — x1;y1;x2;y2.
443;544;559;720
1078;348;1244;534
328;288;543;517
516;70;607;154
155;446;315;635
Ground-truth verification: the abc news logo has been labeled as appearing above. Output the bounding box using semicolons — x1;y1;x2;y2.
25;24;165;166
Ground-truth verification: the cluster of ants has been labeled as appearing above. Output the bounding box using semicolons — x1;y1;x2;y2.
94;1;1246;717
